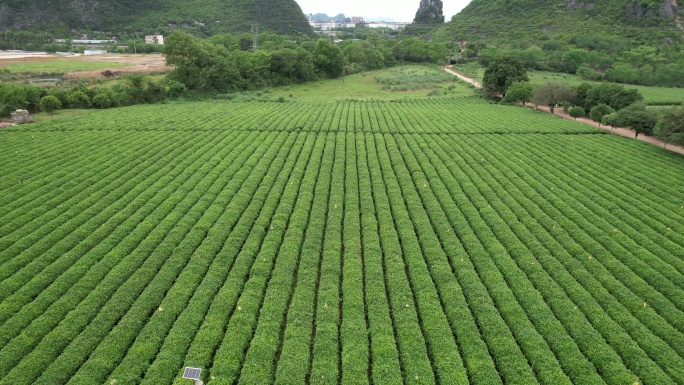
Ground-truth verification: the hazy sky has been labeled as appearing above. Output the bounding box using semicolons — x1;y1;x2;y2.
295;0;472;22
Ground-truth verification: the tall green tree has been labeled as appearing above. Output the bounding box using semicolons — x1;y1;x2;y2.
67;91;91;109
561;48;589;73
654;105;684;146
584;83;643;111
590;104;615;126
531;82;575;113
502;81;534;105
313;39;343;78
482;56;528;96
40;95;61;117
569;106;585;120
615;102;659;138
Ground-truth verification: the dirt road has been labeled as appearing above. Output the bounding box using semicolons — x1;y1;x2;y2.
443;66;684;156
443;66;482;88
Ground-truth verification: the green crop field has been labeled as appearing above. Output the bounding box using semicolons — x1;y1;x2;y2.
267;65;474;102
1;78;684;385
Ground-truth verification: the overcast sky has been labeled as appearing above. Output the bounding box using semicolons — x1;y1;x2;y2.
295;0;472;22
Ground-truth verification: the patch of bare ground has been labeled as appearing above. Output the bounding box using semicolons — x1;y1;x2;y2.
63;54;170;80
63;64;170;80
0;55;61;66
443;66;684;156
443;66;482;88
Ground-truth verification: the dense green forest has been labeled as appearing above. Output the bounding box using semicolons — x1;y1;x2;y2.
0;0;312;36
437;0;683;43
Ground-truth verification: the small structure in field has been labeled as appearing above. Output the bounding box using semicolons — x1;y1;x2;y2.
10;109;30;123
84;50;107;55
145;35;165;45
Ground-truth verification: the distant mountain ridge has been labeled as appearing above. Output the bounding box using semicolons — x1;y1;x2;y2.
310;13;348;22
414;0;444;24
437;0;683;42
0;0;312;35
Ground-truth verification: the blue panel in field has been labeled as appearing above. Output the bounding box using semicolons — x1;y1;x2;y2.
183;367;202;380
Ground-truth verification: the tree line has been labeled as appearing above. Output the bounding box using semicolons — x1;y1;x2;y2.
458;33;684;88
163;31;446;92
0;31;446;119
484;56;684;146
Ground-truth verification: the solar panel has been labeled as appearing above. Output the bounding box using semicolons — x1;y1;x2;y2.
183;367;202;381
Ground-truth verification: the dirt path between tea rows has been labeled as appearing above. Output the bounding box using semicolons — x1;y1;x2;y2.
443;66;684;156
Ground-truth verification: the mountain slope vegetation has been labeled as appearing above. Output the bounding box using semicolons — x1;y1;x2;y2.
436;0;683;43
0;0;312;35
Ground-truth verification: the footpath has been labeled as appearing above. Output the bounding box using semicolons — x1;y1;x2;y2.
443;66;684;156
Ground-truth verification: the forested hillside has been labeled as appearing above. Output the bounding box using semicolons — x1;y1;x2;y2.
0;0;312;35
436;0;683;43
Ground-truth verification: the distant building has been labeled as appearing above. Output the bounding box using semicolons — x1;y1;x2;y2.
366;22;409;30
309;20;408;31
84;50;107;55
351;16;364;23
55;39;116;45
145;35;165;45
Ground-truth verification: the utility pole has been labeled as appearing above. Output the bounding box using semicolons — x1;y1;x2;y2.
341;50;345;83
251;24;259;51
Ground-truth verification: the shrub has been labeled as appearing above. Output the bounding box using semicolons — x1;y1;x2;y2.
40;95;62;117
67;91;91;109
568;106;585;120
589;104;615;126
92;94;112;109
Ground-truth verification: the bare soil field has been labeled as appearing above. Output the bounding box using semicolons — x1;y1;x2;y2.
0;53;169;79
62;54;169;80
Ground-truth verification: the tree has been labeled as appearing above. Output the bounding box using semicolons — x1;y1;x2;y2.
569;106;585;120
573;82;594;110
502;81;534;105
313;39;343;78
67;91;91;109
604;62;640;84
602;113;620;129
589;103;615;126
654;105;684;146
583;83;642;111
576;65;602;81
615;102;659;138
482;56;528;96
40;95;61;117
531;82;575;113
561;48;589;73
92;94;112;109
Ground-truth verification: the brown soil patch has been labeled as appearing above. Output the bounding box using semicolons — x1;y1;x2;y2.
63;64;170;80
0;53;170;79
63;54;170;80
0;55;61;66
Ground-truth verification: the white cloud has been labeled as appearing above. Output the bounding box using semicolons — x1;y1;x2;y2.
295;0;472;22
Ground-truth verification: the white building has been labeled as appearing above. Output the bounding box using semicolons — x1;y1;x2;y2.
309;20;409;31
84;50;107;55
366;22;409;30
145;35;165;45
